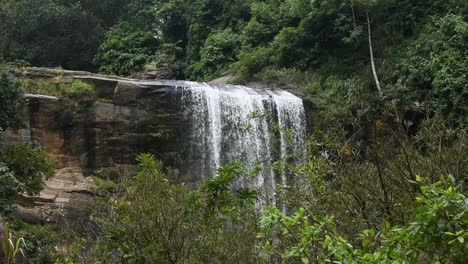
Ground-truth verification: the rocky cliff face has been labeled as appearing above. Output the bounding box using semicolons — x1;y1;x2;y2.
3;68;188;226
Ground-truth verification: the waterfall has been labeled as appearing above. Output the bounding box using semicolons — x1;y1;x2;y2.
181;82;307;205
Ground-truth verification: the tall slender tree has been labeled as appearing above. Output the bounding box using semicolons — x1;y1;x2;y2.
352;0;383;98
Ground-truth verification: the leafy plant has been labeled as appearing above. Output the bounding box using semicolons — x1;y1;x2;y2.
1;223;25;264
0;163;23;216
0;144;55;195
91;154;258;263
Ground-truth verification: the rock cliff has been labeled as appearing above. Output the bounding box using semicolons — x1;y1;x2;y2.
3;68;187;226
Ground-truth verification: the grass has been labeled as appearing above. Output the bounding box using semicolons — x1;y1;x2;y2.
20;79;95;97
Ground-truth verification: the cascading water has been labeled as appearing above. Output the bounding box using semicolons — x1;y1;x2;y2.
181;82;307;205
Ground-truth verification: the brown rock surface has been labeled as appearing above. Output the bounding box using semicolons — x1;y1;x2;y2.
3;68;187;226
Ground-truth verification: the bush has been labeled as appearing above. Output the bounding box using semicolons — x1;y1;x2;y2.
10;219;87;263
92;154;257;263
95;22;159;76
0;144;55;195
0;163;23;215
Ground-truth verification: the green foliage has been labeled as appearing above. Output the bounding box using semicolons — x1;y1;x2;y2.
20;79;94;98
1;1;466;263
150;41;187;79
258;177;468;263
72;0;128;28
153;0;190;45
0;144;55;195
1;223;25;264
20;78;96;115
393;14;468;124
9;220;87;263
189;28;241;80
0;163;23;216
310;114;465;231
234;47;273;81
271;27;309;69
95;22;158;76
0;0;103;70
0;67;22;131
92;154;257;263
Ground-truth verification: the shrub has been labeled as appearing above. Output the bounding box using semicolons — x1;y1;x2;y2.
0;144;55;195
0;163;23;215
271;26;310;69
233;46;273;81
92;154;258;263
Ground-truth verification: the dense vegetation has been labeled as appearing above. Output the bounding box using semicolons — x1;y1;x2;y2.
0;0;467;263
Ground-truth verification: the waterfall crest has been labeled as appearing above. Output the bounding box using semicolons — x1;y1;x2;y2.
181;82;307;204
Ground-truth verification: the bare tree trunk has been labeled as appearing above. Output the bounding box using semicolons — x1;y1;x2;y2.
366;11;383;98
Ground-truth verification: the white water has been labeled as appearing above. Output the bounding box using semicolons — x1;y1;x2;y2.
182;82;307;205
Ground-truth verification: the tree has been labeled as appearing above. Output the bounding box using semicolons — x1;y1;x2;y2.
95;22;159;76
0;66;22;132
394;14;468;124
0;0;103;70
189;28;241;80
352;0;383;98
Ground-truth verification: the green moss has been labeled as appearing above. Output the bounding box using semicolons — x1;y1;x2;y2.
96;97;113;103
150;126;172;140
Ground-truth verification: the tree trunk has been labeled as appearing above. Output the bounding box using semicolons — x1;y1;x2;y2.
366;12;383;98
